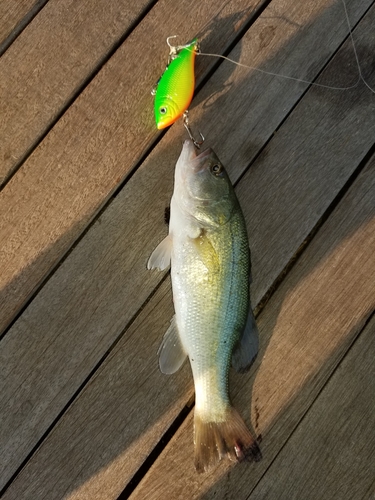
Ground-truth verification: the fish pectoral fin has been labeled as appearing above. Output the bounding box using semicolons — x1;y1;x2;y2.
147;235;173;271
232;307;259;373
158;315;187;374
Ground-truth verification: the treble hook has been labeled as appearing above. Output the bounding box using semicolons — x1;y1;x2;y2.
183;111;205;149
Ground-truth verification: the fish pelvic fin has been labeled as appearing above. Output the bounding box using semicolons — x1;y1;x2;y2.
194;407;262;473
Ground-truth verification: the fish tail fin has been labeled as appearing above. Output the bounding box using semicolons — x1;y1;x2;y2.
194;407;262;473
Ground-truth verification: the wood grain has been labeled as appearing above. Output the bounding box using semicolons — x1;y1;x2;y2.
3;58;375;500
1;0;375;496
0;0;44;51
0;0;266;488
0;0;266;334
198;0;375;303
1;279;195;500
0;0;157;186
249;313;375;500
128;156;375;499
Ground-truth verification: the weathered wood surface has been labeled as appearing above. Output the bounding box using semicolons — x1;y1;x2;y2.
0;0;46;52
130;146;375;500
2;278;192;500
1;0;373;492
0;0;265;486
0;0;266;334
0;0;155;186
249;313;375;499
1;0;375;498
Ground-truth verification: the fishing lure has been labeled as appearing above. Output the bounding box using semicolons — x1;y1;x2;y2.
152;37;204;146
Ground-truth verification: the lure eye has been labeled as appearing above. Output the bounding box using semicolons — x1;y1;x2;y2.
159;107;167;115
211;163;223;175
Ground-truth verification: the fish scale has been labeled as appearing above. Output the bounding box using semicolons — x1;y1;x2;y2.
174;212;249;420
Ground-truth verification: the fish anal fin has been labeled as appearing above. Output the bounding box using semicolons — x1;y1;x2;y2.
194;407;262;473
147;235;172;271
158;316;187;374
232;308;259;373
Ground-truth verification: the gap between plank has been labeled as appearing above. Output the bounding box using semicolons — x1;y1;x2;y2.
235;0;375;189
114;140;375;498
255;139;375;315
0;0;50;57
0;272;171;497
117;395;195;500
1;1;373;492
2;0;369;341
0;0;273;339
245;307;375;498
0;0;159;190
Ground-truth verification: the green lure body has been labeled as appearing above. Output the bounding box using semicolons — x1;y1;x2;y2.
153;38;199;129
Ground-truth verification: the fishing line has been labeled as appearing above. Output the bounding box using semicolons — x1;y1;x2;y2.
197;0;375;94
340;0;375;93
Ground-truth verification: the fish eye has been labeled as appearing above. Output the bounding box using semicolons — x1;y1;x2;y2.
159;106;167;115
211;163;223;175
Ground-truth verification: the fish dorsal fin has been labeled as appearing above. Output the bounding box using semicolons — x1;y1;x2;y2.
232;308;259;373
147;235;173;270
158;316;187;374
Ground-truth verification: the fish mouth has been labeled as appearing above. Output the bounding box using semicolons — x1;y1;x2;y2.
189;144;214;173
178;140;226;203
195;147;213;159
179;140;217;179
182;140;213;164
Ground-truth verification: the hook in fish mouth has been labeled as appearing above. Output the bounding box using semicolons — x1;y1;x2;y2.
181;139;213;171
183;111;205;149
195;147;212;159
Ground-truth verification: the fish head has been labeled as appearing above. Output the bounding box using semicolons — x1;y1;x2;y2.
174;140;237;226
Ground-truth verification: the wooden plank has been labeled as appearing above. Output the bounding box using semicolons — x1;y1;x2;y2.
128;146;375;499
4;133;375;500
0;0;154;186
1;0;374;492
0;1;45;51
0;0;267;488
1;0;374;488
3;35;375;500
249;313;375;500
1;279;195;500
234;3;375;303
1;0;370;337
0;0;267;334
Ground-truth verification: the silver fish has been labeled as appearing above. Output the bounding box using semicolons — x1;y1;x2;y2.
148;140;261;472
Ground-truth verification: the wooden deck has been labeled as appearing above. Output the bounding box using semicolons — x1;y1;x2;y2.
1;0;375;498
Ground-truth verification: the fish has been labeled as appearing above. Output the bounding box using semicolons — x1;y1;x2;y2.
153;38;199;130
148;140;262;472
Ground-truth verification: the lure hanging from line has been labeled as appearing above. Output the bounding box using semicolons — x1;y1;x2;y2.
152;37;204;147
